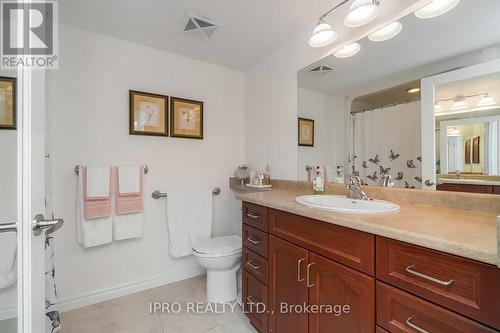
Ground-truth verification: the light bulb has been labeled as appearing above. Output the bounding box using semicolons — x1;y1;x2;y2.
344;0;380;28
434;104;443;112
368;21;403;42
309;21;337;48
477;93;495;107
334;43;361;58
415;0;460;19
452;96;467;110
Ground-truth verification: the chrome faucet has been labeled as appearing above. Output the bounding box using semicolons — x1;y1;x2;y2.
454;170;462;179
346;175;370;200
379;175;395;188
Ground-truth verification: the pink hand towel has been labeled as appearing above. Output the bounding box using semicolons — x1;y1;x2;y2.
83;167;112;220
115;166;144;215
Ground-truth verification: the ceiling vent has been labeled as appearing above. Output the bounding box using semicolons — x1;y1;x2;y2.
184;12;220;40
309;64;334;74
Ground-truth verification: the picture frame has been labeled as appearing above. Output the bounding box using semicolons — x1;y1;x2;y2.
0;76;16;130
464;139;471;164
298;117;314;147
472;136;480;164
170;97;204;139
129;90;169;137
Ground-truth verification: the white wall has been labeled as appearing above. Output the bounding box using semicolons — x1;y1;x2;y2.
297;88;347;180
47;24;245;308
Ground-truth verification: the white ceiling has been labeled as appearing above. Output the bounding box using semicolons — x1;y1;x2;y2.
298;0;500;96
58;0;344;71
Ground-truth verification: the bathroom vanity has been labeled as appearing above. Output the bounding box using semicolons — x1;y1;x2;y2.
237;190;500;333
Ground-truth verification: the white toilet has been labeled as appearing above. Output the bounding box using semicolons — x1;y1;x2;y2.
192;235;242;304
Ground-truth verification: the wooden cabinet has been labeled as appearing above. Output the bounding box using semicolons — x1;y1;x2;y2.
494;186;500;194
308;253;375;333
377;282;496;333
437;183;494;194
241;202;500;333
269;235;309;333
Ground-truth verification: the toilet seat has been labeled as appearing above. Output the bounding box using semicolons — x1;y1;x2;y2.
192;235;242;258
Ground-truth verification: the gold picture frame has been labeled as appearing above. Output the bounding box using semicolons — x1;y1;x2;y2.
129;90;169;137
0;77;16;130
298;117;314;147
170;97;203;139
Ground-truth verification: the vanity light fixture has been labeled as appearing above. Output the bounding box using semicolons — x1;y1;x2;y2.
434;103;444;112
415;0;460;19
334;43;361;58
368;21;402;42
344;0;381;28
309;20;338;48
406;87;421;94
477;93;496;107
451;95;467;110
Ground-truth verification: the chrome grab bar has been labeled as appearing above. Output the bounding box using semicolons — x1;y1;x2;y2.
406;317;430;333
75;164;148;175
246;213;260;219
405;265;454;286
306;262;316;288
246;261;261;270
0;222;17;233
246;237;261;245
297;259;305;282
152;187;221;199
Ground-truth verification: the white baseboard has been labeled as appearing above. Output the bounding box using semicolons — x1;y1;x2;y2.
0;267;206;320
58;267;205;313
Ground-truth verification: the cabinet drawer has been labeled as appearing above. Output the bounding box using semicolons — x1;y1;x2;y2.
243;224;269;259
494;186;500;195
377;282;496;333
437;183;493;194
376;237;500;329
243;269;269;333
243;247;268;284
269;209;374;274
376;326;389;333
242;202;269;231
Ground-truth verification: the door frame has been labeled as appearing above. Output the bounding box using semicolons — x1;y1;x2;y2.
420;58;500;189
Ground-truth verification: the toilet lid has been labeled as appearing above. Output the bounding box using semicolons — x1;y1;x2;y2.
192;235;242;255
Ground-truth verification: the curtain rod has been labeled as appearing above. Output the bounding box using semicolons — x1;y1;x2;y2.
350;99;420;115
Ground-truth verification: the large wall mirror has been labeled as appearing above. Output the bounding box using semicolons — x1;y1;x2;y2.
297;0;500;194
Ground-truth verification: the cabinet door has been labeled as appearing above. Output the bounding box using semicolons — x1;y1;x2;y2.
308;253;375;333
269;235;309;333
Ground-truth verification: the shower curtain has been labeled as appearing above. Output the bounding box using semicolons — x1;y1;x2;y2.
353;101;422;189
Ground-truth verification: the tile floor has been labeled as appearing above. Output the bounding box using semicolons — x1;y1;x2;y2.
60;275;257;333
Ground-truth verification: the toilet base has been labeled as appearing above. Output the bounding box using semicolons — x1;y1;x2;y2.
206;264;241;304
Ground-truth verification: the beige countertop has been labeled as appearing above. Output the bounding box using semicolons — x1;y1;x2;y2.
235;189;499;267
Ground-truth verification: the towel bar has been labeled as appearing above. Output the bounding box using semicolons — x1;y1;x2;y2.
152;187;221;199
75;164;148;175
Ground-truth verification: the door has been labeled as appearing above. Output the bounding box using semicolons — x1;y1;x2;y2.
269;235;309;333
0;66;60;332
308;253;375;333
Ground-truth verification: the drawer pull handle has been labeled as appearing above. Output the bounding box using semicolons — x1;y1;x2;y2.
405;265;454;286
297;259;305;283
246;213;261;219
246;237;261;245
246;261;261;270
306;262;316;288
406;317;430;333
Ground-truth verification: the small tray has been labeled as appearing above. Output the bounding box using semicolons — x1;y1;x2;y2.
245;184;273;189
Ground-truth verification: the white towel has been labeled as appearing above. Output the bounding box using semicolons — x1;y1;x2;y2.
118;166;141;195
166;191;213;258
0;232;17;289
86;167;110;198
77;170;113;248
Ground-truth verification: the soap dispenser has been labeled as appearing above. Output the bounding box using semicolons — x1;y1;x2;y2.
313;166;325;195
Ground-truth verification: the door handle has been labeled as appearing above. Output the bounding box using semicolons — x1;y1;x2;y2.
0;222;17;233
246;213;261;219
297;259;305;282
405;265;454;286
246;261;261;270
32;214;64;236
306;262;316;288
406;317;430;333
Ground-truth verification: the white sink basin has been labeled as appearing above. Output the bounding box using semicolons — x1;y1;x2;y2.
296;195;400;214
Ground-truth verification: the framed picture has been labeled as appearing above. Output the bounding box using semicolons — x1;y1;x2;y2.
129;90;168;137
170;97;203;139
298;117;314;147
472;136;480;164
0;77;16;130
464;139;471;164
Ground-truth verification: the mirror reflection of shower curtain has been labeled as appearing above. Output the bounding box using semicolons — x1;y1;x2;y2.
353;101;422;189
484;121;499;175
